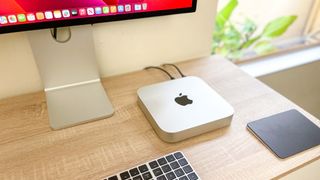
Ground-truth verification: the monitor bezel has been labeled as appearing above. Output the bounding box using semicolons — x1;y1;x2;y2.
0;0;197;34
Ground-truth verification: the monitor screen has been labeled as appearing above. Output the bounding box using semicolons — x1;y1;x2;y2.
0;0;197;34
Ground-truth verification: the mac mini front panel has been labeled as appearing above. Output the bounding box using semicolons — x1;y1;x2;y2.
137;76;234;142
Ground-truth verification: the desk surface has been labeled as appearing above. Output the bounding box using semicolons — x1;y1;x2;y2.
0;56;319;179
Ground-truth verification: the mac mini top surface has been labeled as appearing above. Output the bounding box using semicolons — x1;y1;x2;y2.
137;76;234;142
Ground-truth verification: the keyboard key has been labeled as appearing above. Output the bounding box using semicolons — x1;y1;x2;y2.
165;172;176;180
179;176;188;180
178;158;188;167
165;155;175;162
161;164;171;173
157;158;167;166
129;168;139;177
174;152;183;159
149;161;159;169
138;165;148;173
188;172;199;180
174;168;185;177
170;161;180;170
120;171;130;180
183;165;193;174
108;176;119;180
157;175;167;180
153;167;163;177
142;172;152;180
133;175;143;180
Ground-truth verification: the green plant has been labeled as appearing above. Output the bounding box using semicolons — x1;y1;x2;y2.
212;0;297;61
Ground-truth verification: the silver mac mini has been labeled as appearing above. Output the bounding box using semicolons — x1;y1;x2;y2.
137;76;234;143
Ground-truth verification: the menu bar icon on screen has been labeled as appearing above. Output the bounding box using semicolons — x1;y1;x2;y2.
8;15;17;23
0;16;8;24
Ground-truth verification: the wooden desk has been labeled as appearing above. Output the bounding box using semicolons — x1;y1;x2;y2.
0;56;319;179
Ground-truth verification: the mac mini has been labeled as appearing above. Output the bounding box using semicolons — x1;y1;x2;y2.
137;76;234;143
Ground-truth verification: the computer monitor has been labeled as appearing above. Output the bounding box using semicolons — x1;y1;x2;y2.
0;0;197;34
0;0;197;130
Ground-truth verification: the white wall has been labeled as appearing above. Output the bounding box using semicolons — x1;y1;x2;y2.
312;7;320;32
0;0;217;100
218;0;314;39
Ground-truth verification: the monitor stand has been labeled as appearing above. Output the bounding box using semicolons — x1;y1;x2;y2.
27;25;114;130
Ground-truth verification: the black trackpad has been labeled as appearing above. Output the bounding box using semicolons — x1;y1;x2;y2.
247;109;320;159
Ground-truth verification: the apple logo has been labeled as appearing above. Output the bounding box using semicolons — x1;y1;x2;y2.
175;93;193;106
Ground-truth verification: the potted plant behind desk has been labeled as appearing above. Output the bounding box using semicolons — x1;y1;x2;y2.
212;0;297;62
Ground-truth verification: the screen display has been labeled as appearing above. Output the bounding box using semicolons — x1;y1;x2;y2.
0;0;196;34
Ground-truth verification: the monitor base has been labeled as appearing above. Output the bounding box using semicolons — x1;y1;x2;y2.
27;25;114;130
45;80;113;130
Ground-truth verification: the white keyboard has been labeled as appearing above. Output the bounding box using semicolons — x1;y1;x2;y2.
104;151;200;180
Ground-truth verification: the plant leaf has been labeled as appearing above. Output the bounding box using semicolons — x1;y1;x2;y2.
227;50;243;61
262;16;297;38
242;18;257;36
216;0;238;30
215;46;230;56
242;35;261;49
253;41;277;55
222;25;242;50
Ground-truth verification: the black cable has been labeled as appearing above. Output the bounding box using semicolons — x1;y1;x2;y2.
53;28;57;39
145;66;175;80
50;27;72;43
162;63;186;77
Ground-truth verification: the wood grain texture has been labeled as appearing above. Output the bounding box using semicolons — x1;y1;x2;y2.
0;56;319;180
